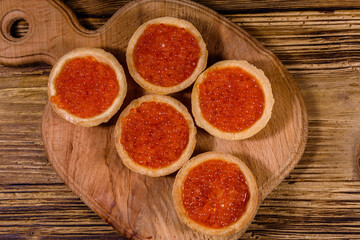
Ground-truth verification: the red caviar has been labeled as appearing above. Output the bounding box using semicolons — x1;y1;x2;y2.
50;56;119;118
120;101;189;169
182;160;249;228
133;23;200;87
199;67;264;132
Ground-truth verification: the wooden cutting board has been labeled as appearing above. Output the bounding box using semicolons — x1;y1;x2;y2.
0;0;308;239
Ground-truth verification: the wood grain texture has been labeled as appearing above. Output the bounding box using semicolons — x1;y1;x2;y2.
1;0;360;239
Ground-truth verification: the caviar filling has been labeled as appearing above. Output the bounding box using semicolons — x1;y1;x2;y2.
199;67;265;132
182;159;249;229
120;101;189;169
50;56;119;118
133;23;200;87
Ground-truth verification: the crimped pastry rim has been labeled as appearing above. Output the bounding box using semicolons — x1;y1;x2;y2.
48;47;127;127
126;17;208;95
114;94;197;177
172;151;259;236
191;60;274;140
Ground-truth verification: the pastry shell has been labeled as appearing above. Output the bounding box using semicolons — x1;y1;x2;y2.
114;95;197;177
172;151;259;236
48;47;127;127
126;17;208;95
191;60;274;140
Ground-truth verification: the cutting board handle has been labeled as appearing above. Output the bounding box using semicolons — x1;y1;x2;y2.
0;0;101;66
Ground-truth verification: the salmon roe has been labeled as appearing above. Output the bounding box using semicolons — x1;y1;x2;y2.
199;67;265;132
133;23;200;87
120;101;189;169
182;160;249;228
50;56;119;118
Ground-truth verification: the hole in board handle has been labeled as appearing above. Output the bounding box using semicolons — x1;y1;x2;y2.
10;19;29;39
1;10;31;42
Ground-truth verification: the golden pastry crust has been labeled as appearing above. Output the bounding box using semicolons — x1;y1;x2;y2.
48;47;127;127
172;151;259;236
126;17;208;95
114;95;197;177
192;60;274;140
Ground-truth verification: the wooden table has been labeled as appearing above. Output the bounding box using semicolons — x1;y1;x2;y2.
1;0;360;239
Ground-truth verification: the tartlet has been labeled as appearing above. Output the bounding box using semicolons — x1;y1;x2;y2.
114;95;196;177
126;17;208;95
172;151;259;236
48;47;127;127
192;60;274;140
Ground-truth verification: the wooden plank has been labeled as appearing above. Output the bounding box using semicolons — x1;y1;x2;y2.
0;184;120;239
62;0;360;16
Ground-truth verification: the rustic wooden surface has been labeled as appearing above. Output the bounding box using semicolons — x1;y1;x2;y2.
0;0;359;239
